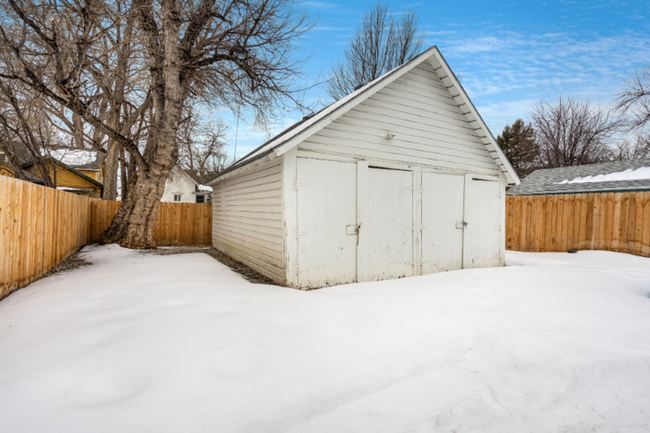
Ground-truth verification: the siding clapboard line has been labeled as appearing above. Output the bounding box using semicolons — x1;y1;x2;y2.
213;158;284;282
298;66;500;177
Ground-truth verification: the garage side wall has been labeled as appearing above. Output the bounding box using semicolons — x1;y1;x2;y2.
212;158;285;283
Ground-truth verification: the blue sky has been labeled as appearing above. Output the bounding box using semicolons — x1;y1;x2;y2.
220;0;650;163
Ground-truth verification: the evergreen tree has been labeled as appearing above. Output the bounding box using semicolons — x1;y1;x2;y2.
497;119;540;178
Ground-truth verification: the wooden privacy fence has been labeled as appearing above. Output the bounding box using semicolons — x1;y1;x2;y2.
89;200;212;246
1;176;92;299
1;177;212;300
506;192;650;257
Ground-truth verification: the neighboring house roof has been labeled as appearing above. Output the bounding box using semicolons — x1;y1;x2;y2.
507;159;650;195
1;147;46;185
47;148;104;171
207;46;520;186
0;158;46;185
1;142;35;165
22;157;104;189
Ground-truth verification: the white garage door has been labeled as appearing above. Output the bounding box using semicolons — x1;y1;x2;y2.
367;167;414;281
296;158;358;287
421;172;465;274
463;176;502;269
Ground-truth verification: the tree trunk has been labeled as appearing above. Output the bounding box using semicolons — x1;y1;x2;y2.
102;139;120;200
73;113;84;148
120;145;129;200
102;14;133;201
100;160;172;248
100;0;185;248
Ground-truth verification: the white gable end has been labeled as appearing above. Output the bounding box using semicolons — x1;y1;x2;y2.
161;167;197;203
299;63;500;177
427;52;519;184
211;47;519;186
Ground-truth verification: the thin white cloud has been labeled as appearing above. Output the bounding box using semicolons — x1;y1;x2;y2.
301;1;338;8
429;28;650;135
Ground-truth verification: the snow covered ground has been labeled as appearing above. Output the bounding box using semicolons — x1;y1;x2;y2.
1;246;650;432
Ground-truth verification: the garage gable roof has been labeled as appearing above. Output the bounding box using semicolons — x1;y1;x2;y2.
209;46;520;185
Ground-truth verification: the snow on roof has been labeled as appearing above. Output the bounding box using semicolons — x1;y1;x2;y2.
48;148;100;169
556;167;650;184
508;158;650;195
197;184;213;192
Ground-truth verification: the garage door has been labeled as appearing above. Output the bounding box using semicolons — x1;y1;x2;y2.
421;172;465;273
367;167;414;281
296;158;358;287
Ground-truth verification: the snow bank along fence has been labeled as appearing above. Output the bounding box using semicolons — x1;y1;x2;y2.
506;192;650;258
89;200;212;246
1;177;212;300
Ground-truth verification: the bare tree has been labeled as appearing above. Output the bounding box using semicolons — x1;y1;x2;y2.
326;1;424;101
617;68;650;131
496;119;539;178
616;68;650;161
531;96;623;168
177;109;229;175
0;0;311;248
612;135;650;161
0;80;57;187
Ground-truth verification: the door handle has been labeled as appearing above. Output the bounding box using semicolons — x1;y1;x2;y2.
455;220;468;229
346;225;359;235
346;224;361;245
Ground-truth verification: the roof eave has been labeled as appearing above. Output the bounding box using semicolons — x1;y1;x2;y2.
428;47;520;186
508;185;650;195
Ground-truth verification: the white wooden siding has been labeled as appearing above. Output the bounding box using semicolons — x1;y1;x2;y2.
161;170;196;203
212;158;284;283
298;64;500;176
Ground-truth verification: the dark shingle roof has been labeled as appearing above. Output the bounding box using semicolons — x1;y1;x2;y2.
507;159;650;195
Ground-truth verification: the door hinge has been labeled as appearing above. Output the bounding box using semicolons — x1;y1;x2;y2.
294;180;307;190
295;230;309;237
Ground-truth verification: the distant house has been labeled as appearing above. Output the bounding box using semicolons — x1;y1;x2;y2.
0;154;45;185
161;166;213;203
21;148;105;198
507;159;650;196
1;146;103;197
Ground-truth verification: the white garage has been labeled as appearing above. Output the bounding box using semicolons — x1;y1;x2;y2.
208;46;520;289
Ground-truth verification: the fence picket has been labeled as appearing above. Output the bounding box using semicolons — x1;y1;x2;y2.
506;192;650;258
1;178;213;300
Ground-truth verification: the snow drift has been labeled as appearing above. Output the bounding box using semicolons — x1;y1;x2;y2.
0;246;649;432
